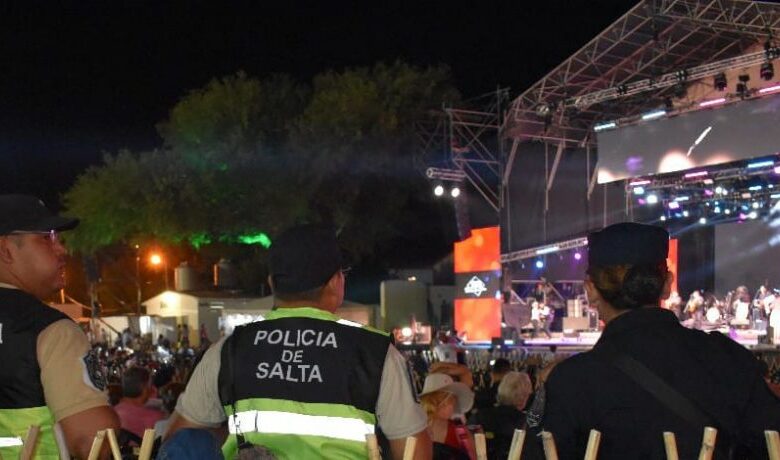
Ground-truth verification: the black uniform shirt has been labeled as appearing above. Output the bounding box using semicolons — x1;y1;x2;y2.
542;307;780;460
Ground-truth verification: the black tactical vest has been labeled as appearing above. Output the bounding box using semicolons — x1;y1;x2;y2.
0;288;70;409
219;311;391;414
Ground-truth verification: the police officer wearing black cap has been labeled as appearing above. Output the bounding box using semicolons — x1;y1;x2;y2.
540;222;780;459
166;224;432;459
0;195;119;459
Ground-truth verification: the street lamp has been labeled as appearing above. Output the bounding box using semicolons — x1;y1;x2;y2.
149;253;169;291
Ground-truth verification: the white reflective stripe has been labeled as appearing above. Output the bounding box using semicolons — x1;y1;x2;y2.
228;410;374;443
336;319;364;328
0;436;24;447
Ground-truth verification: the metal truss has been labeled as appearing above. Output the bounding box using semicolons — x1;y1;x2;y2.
416;90;510;212
501;237;589;263
503;0;780;147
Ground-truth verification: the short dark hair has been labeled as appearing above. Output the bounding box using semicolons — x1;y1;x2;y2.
492;358;512;375
587;262;667;310
122;366;151;398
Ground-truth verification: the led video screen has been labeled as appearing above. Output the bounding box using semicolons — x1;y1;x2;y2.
596;93;780;183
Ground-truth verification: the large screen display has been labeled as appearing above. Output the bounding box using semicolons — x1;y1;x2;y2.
714;207;780;296
596;93;780;183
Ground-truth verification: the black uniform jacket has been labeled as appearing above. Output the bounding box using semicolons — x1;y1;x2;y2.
541;307;780;460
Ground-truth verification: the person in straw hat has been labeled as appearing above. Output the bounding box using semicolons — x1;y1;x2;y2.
420;372;475;460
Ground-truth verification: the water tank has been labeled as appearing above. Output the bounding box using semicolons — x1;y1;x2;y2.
174;262;197;292
213;258;238;289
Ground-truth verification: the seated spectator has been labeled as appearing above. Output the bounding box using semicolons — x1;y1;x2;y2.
473;358;512;410
154;382;186;439
420;373;475;460
469;372;533;460
114;366;165;438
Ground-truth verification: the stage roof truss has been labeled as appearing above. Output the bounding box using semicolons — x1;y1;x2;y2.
503;0;780;147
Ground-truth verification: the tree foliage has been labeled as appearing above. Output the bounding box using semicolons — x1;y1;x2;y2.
63;61;459;271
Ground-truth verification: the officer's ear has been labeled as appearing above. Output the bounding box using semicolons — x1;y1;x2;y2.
0;236;15;264
660;270;675;300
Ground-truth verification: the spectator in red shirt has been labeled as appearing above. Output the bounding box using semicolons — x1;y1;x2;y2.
114;366;164;438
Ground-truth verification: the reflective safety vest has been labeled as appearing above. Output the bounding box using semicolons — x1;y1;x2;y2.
218;307;391;459
0;288;70;459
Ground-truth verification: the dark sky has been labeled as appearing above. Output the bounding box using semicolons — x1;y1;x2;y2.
0;1;632;203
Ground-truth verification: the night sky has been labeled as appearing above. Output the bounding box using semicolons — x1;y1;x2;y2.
1;1;632;204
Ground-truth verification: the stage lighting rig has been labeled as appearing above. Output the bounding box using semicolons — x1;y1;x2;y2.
736;74;750;99
761;62;775;81
713;73;728;92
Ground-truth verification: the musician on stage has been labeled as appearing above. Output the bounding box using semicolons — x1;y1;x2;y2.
530;301;552;339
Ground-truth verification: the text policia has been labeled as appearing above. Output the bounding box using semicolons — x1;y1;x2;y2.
253;328;338;383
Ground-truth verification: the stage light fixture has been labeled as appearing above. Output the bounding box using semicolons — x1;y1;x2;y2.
714;73;727;91
749;211;758;219
725;209;731;215
433;184;445;197
647;194;659;204
450;186;461;198
683;210;690;217
760;62;775;81
736;74;750;99
775;165;780;174
660;215;667;221
633;186;645;195
752;202;760;209
668;201;681;210
699;217;707;224
641;110;667;121
715;186;724;194
535;260;544;269
574;252;582;261
714;206;721;214
748;160;775;169
594;121;617;132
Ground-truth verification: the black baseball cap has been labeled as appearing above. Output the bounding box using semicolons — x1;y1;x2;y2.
588;222;669;268
269;224;345;294
0;194;79;235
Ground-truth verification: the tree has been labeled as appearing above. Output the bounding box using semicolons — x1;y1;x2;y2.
63;61;460;304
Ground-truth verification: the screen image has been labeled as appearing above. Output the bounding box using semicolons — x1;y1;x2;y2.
597;93;780;183
714;203;780;295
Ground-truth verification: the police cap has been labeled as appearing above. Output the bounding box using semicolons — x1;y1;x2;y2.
587;222;669;268
269;224;345;294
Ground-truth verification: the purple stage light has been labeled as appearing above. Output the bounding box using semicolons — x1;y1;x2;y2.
574;252;582;261
668;201;681;210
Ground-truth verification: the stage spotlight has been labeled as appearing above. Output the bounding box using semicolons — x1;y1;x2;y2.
647;194;659;204
535;260;544;269
660;215;667;221
714;206;721;214
433;184;444;197
761;62;775;81
752;202;760;209
724;208;731;215
450;186;461;198
633;186;645;195
749;211;758;219
736;74;750;99
699;217;707;224
668;201;680;210
715;186;724;195
574;252;582;261
683;210;690;217
714;73;727;91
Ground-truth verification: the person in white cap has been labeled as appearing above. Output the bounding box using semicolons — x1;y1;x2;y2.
419;372;475;459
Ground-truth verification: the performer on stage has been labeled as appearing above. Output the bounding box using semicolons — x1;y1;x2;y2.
530;301;552;339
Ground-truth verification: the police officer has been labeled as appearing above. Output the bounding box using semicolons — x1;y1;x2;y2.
0;194;119;459
540;222;780;459
165;225;432;459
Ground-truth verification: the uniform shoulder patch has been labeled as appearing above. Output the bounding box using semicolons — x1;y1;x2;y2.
81;348;107;391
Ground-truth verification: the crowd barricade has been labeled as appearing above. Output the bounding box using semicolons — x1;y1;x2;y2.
81;428;155;460
14;423;778;459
